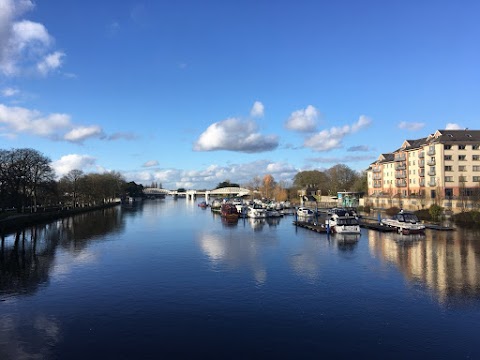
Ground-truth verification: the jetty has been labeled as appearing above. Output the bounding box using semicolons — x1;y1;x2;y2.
293;220;329;233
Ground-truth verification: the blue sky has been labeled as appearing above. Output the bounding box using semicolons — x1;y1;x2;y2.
1;0;479;190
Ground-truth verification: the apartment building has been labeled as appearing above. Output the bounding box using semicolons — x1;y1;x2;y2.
367;129;480;211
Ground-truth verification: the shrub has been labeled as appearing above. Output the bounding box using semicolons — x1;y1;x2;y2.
385;206;400;217
364;204;371;213
429;204;443;222
415;209;432;221
452;211;480;226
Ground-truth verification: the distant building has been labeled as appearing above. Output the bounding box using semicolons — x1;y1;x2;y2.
366;129;480;212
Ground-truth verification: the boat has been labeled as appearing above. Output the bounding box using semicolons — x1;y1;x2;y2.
198;201;208;208
247;204;267;219
325;208;361;234
221;203;239;222
381;210;426;235
297;207;315;218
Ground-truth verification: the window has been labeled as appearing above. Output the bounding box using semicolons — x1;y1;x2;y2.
444;155;452;160
445;166;452;171
413;160;415;165
445;176;453;182
473;176;480;182
473;166;480;172
458;145;466;150
459;176;467;182
473;145;479;150
459;155;466;161
473;155;480;161
459;165;467;172
444;144;452;150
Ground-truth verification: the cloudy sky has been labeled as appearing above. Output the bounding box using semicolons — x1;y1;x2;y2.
1;0;479;189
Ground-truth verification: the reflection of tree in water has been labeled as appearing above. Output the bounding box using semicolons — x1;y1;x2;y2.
0;207;124;298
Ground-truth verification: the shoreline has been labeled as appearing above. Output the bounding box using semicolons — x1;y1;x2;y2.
0;202;120;235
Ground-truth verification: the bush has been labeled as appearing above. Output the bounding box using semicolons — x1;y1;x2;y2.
415;209;432;221
429;204;443;222
385;207;400;216
452;211;480;226
364;204;371;213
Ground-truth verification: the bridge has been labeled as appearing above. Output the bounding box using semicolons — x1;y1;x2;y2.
143;186;251;201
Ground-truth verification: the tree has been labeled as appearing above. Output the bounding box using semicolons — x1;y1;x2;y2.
60;169;84;207
260;174;276;200
292;170;329;193
325;164;359;194
216;180;239;189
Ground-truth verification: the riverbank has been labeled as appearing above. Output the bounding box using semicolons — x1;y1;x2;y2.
0;202;120;235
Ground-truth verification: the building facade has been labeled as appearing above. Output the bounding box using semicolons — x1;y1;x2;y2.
366;129;480;212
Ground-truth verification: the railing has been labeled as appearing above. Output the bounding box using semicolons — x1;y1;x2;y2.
418;152;425;158
429;180;436;187
373;183;382;188
419;170;425;177
428;169;436;176
427;148;436;156
418;160;425;168
394;154;406;161
427;159;436;166
419;179;425;187
395;172;406;179
396;180;407;187
395;163;406;170
373;174;382;180
372;167;381;173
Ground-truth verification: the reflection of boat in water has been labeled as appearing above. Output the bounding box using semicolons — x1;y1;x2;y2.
221;203;239;223
381;210;426;235
326;208;361;234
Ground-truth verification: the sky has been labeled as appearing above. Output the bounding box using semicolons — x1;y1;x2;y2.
0;0;479;190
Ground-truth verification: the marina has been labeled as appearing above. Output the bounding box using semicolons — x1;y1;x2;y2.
1;198;480;359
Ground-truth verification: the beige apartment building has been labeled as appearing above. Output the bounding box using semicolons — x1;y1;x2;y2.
366;129;480;212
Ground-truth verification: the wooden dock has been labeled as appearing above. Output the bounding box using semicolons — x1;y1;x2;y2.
293;221;329;233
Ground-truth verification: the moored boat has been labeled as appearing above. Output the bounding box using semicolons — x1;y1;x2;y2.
297;207;315;218
221;203;239;222
326;208;361;234
381;210;426;235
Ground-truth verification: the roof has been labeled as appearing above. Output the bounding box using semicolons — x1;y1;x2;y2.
429;129;480;143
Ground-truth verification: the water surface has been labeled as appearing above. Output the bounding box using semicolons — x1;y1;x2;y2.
1;199;480;359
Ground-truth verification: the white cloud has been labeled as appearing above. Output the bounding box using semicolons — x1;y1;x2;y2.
304;115;372;151
0;1;64;76
0;103;71;135
445;123;462;130
37;51;65;75
123;160;298;190
193;117;278;153
63;126;104;143
143;160;159;168
285;105;319;133
1;87;19;97
250;101;264;118
398;121;425;131
51;154;97;178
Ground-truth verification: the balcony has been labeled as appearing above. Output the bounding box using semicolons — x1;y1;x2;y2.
396;180;407;187
427;159;436;166
419;170;425;177
428;169;436;176
429;180;437;187
427;148;436;156
419;179;425;187
373;174;382;180
395;163;406;170
395;172;406;179
418;152;425;158
394;154;406;161
418;160;425;168
373;183;382;188
372;167;381;173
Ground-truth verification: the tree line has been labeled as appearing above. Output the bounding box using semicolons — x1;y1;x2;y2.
1;147;367;212
0;148;135;212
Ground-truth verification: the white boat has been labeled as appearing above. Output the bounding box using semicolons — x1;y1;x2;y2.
297;207;315;218
381;210;426;235
247;205;267;218
326;208;361;234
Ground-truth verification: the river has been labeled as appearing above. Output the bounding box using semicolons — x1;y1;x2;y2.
1;198;480;359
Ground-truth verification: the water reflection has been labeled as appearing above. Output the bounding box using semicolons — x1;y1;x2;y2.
197;231;269;286
0;207;124;298
368;228;480;304
334;234;360;252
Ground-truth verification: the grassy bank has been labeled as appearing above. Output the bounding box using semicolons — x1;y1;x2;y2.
0;202;120;235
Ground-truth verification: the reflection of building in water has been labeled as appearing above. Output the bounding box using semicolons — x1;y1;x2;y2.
368;229;480;303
